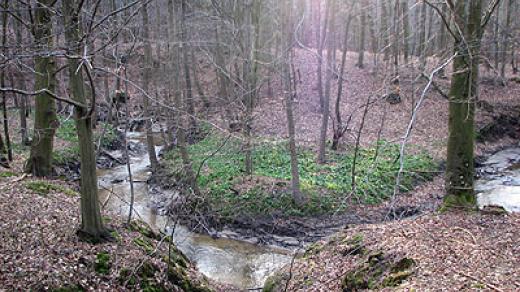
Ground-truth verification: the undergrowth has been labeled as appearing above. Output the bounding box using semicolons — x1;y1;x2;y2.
54;116;117;165
164;133;436;218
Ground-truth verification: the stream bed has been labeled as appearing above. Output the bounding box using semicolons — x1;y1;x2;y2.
476;147;520;213
97;132;291;289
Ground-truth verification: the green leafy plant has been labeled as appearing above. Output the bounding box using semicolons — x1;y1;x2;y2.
165;133;436;219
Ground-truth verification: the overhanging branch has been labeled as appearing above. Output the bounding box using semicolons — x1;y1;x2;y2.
0;87;87;109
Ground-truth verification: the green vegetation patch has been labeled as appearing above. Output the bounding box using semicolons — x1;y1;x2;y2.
165;133;436;218
54;116;118;165
0;171;17;178
24;180;78;197
94;251;111;275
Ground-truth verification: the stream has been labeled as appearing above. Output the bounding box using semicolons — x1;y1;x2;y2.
97;132;291;289
476;147;520;213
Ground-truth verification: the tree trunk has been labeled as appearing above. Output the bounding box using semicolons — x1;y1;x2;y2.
444;0;485;208
318;0;336;164
357;1;366;68
62;0;107;241
141;2;159;173
418;1;427;71
401;0;410;63
332;10;353;151
180;0;198;137
1;0;11;161
26;0;58;177
500;0;513;80
282;0;304;205
316;1;330;112
170;0;200;196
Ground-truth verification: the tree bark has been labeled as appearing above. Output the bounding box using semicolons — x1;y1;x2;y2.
62;0;107;241
282;0;304;205
26;0;58;177
318;0;336;164
357;1;366;68
444;0;487;208
141;2;159;173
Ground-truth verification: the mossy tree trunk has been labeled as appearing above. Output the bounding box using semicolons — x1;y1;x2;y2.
1;0;12;161
26;0;58;177
444;0;490;208
62;0;107;241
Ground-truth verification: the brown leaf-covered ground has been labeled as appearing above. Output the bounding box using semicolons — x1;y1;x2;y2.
0;164;214;291
283;210;520;291
253;49;520;160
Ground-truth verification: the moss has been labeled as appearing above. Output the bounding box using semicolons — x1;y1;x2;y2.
139;262;158;278
24;181;56;196
133;237;155;255
303;242;324;258
390;257;416;273
263;271;290;292
164;248;189;269
0;171;16;178
129;220;162;240
441;193;477;211
94;252;111;275
118;268;137;286
24;180;78;197
110;230;122;242
382;270;414;287
342;251;416;291
119;262;166;290
341;234;367;256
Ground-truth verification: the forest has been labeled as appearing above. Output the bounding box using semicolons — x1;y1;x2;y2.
0;0;519;291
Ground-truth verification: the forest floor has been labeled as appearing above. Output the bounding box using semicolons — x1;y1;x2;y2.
275;208;520;291
159;49;520;247
2;48;520;291
253;51;520;291
0;157;222;291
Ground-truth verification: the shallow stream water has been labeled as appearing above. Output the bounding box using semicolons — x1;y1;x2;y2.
97;132;291;289
476;147;520;213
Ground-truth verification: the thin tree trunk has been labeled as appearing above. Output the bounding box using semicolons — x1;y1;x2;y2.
317;1;330;112
332;11;353;151
141;2;159;173
180;0;197;137
418;1;427;71
357;1;366;68
500;0;513;80
191;51;210;109
318;0;336;164
282;0;304;205
170;0;200;196
1;0;11;161
401;0;410;63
